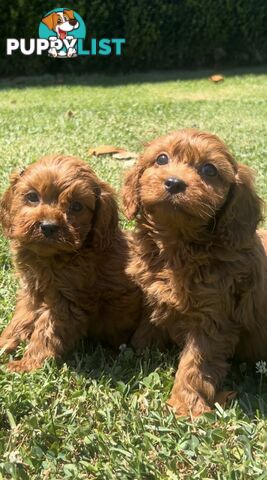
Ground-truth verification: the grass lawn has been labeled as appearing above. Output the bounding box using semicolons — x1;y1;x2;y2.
0;69;267;479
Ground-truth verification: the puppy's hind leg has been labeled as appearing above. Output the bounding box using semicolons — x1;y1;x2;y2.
131;305;170;353
7;301;83;372
0;294;36;354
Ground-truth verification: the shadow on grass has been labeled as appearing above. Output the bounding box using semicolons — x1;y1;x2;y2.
65;341;267;418
0;66;267;91
227;360;267;418
65;340;177;385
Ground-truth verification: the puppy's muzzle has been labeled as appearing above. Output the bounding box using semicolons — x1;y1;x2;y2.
165;177;187;195
40;221;59;238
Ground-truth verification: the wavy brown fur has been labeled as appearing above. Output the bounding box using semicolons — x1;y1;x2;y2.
122;129;267;416
0;155;141;372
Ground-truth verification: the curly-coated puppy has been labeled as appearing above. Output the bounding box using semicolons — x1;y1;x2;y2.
122;129;267;416
0;155;141;372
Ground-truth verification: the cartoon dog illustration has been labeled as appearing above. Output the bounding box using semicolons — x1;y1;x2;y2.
42;10;79;57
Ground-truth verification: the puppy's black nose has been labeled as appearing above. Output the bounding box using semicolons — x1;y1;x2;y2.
165;177;187;194
69;19;77;26
40;221;59;237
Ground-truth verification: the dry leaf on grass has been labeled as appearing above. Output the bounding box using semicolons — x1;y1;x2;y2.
112;151;138;160
122;159;136;167
88;145;127;156
209;74;224;83
66;110;75;118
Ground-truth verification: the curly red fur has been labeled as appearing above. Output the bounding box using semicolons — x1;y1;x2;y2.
122;129;267;416
0;154;141;372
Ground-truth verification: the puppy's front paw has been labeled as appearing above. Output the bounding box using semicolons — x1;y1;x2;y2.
167;393;212;417
7;357;42;373
67;47;76;57
48;47;58;57
0;337;20;353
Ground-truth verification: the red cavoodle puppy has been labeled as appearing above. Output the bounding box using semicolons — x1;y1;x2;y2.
0;154;141;372
122;128;267;416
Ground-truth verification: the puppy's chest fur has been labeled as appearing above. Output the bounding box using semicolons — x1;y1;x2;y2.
13;248;110;319
129;237;255;333
9;238;141;349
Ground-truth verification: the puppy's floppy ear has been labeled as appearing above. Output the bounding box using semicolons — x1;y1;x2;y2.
92;181;119;249
42;12;57;31
0;171;23;237
216;163;263;248
63;9;75;19
122;163;143;220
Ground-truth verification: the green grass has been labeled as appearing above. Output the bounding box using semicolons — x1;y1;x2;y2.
0;70;267;479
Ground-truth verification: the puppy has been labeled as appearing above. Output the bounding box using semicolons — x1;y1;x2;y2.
122;129;267;416
0;155;141;372
42;10;79;57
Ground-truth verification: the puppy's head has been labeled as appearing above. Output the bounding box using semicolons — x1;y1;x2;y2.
123;129;262;246
42;10;79;38
0;155;118;256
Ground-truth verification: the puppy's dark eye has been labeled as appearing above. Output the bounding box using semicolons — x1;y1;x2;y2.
26;192;39;204
57;18;63;24
70;201;83;213
200;163;218;177
156;154;169;165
